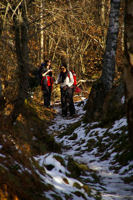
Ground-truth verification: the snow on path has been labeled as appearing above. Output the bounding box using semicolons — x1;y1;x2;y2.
47;99;133;200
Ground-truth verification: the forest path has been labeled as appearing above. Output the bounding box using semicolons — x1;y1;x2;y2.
48;98;133;200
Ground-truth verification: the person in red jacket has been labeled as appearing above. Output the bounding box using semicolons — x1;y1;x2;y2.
39;59;53;108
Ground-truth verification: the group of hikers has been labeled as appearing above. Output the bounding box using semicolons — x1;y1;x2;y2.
38;59;77;117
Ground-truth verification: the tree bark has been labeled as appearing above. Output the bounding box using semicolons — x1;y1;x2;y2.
100;0;106;26
0;17;3;97
85;0;121;121
40;0;44;63
0;18;6;109
124;0;133;143
11;2;30;122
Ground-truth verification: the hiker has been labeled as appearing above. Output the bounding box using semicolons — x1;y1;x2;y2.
39;59;53;108
56;63;75;117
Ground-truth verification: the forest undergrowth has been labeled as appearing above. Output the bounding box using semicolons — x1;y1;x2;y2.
0;84;133;200
0;86;61;199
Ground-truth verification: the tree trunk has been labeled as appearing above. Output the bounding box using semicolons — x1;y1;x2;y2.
40;0;44;63
85;0;121;122
0;18;3;97
11;2;30;122
124;0;133;143
0;18;6;110
100;0;106;26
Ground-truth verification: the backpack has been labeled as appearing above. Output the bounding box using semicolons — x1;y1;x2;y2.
67;70;77;86
41;73;53;90
68;70;81;93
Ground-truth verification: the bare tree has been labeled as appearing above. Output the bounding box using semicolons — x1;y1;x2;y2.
124;0;133;143
10;1;30;122
40;0;44;63
100;0;106;26
85;0;121;121
0;18;3;98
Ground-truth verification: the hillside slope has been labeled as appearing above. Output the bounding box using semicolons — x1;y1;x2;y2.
0;96;133;200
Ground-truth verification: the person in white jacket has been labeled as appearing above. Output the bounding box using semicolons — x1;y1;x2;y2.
56;63;75;117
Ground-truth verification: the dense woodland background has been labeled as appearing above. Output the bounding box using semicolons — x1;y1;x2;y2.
0;0;133;199
0;0;125;123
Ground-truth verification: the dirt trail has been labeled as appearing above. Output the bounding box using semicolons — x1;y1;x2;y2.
48;99;133;200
